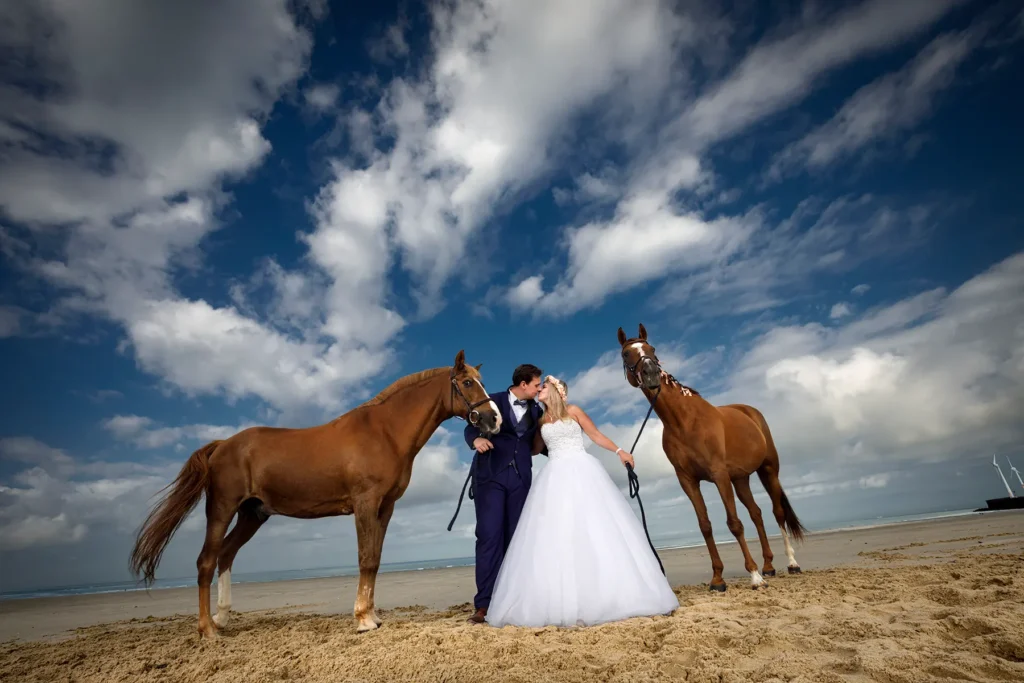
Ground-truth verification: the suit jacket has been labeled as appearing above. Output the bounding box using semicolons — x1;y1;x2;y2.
464;389;546;487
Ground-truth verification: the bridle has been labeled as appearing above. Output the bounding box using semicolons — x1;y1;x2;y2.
449;367;492;426
622;344;663;392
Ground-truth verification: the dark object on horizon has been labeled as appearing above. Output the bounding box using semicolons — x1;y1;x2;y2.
974;497;1024;512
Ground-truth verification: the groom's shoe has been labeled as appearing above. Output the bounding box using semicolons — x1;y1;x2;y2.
467;607;487;624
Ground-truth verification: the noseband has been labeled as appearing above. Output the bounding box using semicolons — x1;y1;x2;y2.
450;368;492;426
623;350;662;390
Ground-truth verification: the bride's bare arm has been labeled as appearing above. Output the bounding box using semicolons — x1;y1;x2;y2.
567;405;633;466
532;425;548;456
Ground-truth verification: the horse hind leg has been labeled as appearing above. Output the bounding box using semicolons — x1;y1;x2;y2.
733;476;776;579
353;498;396;632
213;501;268;628
758;468;802;574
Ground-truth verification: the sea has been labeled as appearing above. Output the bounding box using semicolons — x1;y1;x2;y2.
0;507;985;602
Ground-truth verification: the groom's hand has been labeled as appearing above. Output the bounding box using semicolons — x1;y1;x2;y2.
472;438;494;453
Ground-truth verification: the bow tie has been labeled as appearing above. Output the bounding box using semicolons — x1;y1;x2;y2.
513;399;528;407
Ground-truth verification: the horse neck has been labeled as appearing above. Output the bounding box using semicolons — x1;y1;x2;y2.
375;372;453;457
643;381;692;429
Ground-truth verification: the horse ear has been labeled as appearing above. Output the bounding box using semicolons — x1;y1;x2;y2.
454;350;466;370
474;363;483;371
638;323;647;341
617;327;627;346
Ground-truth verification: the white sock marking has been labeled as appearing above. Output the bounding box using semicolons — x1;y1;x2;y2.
782;528;798;569
214;569;231;626
751;570;765;587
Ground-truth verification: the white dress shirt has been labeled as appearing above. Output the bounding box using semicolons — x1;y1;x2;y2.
508;390;528;423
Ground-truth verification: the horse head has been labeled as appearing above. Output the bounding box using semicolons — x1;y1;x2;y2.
617;324;663;392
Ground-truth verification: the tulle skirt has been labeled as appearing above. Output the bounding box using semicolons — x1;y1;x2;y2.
485;449;679;628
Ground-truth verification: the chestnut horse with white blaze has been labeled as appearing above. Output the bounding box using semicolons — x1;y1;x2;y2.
129;351;501;639
617;325;808;591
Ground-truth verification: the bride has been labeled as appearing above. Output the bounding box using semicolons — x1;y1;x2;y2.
485;375;680;628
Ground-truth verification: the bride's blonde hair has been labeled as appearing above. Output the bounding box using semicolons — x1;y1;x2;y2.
540;375;571;424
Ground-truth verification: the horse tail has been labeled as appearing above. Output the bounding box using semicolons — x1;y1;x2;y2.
130;440;221;586
778;487;808;543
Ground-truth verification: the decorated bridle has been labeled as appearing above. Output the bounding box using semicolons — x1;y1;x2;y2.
449;366;492;426
622;340;663;392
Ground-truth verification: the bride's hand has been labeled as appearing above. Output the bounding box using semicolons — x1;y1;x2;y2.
616;448;635;468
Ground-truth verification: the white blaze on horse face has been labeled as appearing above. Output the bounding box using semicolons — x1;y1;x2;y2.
475;379;501;430
629;342;647;358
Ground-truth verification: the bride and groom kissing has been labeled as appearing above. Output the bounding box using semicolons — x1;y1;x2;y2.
462;363;678;628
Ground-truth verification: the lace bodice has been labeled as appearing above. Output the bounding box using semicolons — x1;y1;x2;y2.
540;419;588;459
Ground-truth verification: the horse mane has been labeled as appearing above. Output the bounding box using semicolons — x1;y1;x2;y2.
356;367;449;409
661;372;701;397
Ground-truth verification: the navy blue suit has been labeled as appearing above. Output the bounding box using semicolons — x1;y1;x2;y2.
464;389;545;610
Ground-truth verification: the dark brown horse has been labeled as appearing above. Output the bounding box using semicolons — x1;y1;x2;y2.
130;351;501;639
617;325;808;591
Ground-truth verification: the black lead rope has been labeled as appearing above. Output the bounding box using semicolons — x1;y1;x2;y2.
447;458;474;531
625;390;664;574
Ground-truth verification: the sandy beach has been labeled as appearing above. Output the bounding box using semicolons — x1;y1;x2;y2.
1;511;1021;681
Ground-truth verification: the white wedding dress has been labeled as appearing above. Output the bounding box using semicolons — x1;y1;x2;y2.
485;418;679;628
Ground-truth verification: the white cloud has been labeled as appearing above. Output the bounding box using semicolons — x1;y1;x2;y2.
0;0;311;224
0;437;170;551
656;196;932;317
506;276;544;309
717;251;1024;461
830;302;853;319
317;0;690;319
852;284;871;296
519;183;758;317
683;0;966;146
0;1;397;413
769;27;981;178
552;167;623;207
102;415;256;450
304;83;341;112
515;0;963;317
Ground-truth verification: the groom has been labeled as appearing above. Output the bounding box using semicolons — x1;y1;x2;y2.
463;363;546;624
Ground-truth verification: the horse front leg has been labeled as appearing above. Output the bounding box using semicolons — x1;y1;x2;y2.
353;498;395;632
677;472;727;591
713;473;767;590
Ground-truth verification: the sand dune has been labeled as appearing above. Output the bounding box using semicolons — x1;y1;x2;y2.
2;517;1021;682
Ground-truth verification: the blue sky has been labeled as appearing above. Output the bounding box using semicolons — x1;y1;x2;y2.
1;0;1023;593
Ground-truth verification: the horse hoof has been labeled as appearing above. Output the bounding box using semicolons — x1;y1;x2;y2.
763;570;776;577
709;583;727;593
752;582;769;590
356;620;380;633
788;566;802;575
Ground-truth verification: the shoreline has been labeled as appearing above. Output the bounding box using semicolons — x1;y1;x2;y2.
0;506;985;602
1;509;1020;644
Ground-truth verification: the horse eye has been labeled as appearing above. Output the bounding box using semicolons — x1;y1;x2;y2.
463;380;472;387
